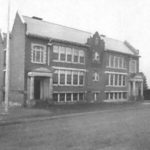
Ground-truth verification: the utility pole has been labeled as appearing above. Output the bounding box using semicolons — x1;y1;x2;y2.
5;0;10;113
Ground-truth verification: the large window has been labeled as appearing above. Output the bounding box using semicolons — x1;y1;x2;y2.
31;44;46;64
107;55;126;69
105;92;127;100
53;93;85;102
53;69;85;86
107;73;126;87
53;45;85;64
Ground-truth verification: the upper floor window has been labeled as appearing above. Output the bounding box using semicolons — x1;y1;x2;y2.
107;55;126;69
31;44;46;64
93;72;99;81
93;52;100;61
53;45;85;64
129;60;137;73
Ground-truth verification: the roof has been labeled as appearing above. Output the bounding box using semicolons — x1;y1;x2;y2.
23;16;92;44
21;15;138;56
102;37;136;55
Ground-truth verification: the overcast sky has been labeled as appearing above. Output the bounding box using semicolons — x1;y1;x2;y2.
0;0;150;86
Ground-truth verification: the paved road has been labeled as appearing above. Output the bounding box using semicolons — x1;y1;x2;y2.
1;102;150;150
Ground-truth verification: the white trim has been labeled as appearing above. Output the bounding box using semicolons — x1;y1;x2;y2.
18;11;25;24
28;72;52;77
105;91;128;93
52;66;87;72
105;71;127;75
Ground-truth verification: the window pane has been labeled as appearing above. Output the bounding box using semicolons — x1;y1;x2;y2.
110;74;113;85
119;75;122;86
79;73;84;85
73;72;78;85
53;71;58;84
60;47;66;61
66;93;72;102
115;74;118;85
60;93;65;102
110;93;113;99
60;72;65;84
74;49;78;62
67;71;72;85
123;92;127;99
66;48;72;62
73;93;78;101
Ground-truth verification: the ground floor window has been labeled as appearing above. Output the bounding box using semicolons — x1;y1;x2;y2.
106;92;127;100
53;92;85;102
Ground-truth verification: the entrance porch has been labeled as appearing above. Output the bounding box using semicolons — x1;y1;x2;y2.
27;68;53;104
128;74;144;100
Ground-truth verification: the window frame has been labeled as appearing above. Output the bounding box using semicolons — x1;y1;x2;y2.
31;43;46;64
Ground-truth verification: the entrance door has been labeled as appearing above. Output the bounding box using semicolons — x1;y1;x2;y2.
34;78;41;99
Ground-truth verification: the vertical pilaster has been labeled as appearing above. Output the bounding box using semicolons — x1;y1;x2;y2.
30;76;34;100
49;77;53;99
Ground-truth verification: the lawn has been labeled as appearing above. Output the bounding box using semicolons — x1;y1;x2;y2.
1;103;150;150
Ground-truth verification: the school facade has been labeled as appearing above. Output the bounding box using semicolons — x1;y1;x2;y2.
0;12;144;105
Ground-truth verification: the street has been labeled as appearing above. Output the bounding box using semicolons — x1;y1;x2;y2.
1;102;150;150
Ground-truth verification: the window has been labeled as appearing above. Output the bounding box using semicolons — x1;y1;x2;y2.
73;93;78;101
66;71;72;85
73;49;79;63
53;46;59;60
79;72;84;85
115;74;118;85
66;93;72;102
79;50;85;63
31;44;46;64
60;71;65;85
66;48;72;62
119;93;122;99
93;52;100;61
60;47;66;61
119;75;122;86
73;71;78;85
60;93;65;102
53;70;58;84
110;74;113;85
115;57;119;68
110;93;113;99
93;72;99;81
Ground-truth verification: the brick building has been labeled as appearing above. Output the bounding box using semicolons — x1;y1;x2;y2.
0;12;144;105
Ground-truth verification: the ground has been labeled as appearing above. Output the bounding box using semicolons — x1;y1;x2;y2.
1;102;150;150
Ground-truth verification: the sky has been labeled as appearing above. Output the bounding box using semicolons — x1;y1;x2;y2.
0;0;150;86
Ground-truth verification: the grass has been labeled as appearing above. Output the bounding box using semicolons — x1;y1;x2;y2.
1;102;150;150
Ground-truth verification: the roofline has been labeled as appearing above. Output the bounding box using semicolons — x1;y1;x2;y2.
23;15;92;35
105;49;140;57
26;33;89;48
